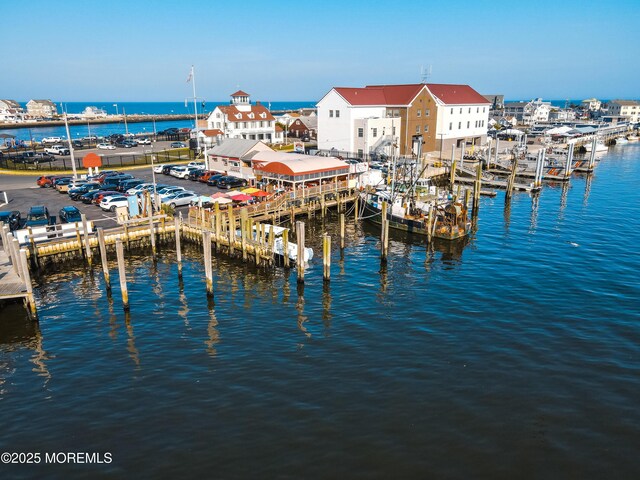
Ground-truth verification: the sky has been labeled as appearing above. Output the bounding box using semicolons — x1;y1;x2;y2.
1;0;638;103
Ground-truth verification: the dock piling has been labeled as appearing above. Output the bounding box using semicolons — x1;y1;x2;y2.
296;221;305;283
174;217;182;277
380;201;389;260
81;214;92;266
339;213;345;250
322;233;331;282
203;231;213;297
115;239;129;311
97;227;111;291
19;248;37;318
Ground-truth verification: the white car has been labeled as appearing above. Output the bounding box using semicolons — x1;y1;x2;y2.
163;191;199;208
137;138;151;145
153;164;165;173
97;143;116;150
169;166;188;178
42;136;63;144
100;195;129;212
187;161;204;168
158;187;186;201
44;145;70;155
126;183;153;195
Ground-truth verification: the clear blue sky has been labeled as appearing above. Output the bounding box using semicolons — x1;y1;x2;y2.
2;0;638;102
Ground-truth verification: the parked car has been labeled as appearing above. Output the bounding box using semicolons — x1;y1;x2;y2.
163;191;199;208
37;175;65;188
94;171;121;183
187;161;204;168
102;174;134;189
68;183;101;200
188;168;207;181
52;177;73;192
137;138;151;145
92;191;123;205
0;210;21;231
97;143;116;150
58;206;82;223
117;179;144;192
25;206;52;227
153;164;166;173
162;164;177;175
206;174;226;187
44;145;70;155
158;187;186;201
217;176;248;189
173;167;198;179
170;142;186;148
100;195;129;212
41;136;63;144
126;183;154;195
72;140;84;149
118;140;137;148
17;151;54;164
169;166;188;178
198;171;222;183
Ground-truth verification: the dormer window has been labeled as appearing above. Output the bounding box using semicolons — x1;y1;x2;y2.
260;112;266;119
248;113;254;119
235;113;242;120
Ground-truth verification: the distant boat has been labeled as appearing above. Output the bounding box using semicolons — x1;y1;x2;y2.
627;135;639;142
251;224;313;263
584;141;608;153
615;137;629;145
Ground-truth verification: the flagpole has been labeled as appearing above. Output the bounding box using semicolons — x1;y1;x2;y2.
190;65;200;152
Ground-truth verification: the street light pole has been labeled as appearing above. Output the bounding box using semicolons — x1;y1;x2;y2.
63;113;78;179
113;103;118;116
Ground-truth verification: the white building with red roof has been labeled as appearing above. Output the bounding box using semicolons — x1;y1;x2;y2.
317;83;490;158
206;90;284;144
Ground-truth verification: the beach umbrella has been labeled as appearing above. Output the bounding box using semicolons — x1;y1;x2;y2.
225;190;243;197
210;192;228;199
241;187;260;194
230;193;253;202
250;191;269;197
211;197;232;204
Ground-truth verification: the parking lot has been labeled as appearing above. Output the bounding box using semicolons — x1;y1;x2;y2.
0;164;233;230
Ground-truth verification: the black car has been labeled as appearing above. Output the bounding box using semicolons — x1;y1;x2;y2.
206;174;226;186
117;179;144;192
52;176;72;187
102;174;134;189
217;176;248;189
69;183;101;200
188;169;207;181
25;206;52;228
0;210;21;231
162;164;177;175
58;206;82;223
72;140;84;149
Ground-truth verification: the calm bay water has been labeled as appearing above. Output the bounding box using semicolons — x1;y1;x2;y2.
1;144;639;478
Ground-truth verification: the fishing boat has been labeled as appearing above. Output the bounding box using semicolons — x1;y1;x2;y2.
250;224;313;263
361;189;471;240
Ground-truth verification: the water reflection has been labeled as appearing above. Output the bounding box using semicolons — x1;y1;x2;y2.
322;282;332;334
560;181;570;214
296;282;310;341
503;197;512;233
583;173;593;207
124;311;140;369
205;297;219;358
529;193;540;233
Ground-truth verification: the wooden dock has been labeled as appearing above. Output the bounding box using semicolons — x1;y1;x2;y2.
0;247;27;301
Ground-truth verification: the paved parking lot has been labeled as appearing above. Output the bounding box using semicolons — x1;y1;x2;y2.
0;166;230;230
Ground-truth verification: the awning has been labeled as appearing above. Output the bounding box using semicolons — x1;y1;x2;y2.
211;197;232;204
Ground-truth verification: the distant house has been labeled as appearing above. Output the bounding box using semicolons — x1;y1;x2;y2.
548;108;576;121
503;99;550;125
581;98;601;112
482;94;504;110
26;99;58;119
288;116;318;139
206;90;282;144
606;100;640;123
0;99;25;123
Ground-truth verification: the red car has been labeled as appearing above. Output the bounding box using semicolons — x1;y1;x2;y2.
198;170;222;183
37;175;64;187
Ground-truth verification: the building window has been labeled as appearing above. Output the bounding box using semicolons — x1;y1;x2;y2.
477;107;479;113
424;125;429;133
449;122;452;130
468;108;471;113
372;128;377;138
459;108;462;114
243;122;248;128
416;125;420;134
357;149;363;158
425;109;430;116
467;121;470;129
450;108;453;114
335;110;340;118
458;122;461;129
392;126;396;135
417;110;421;117
357;127;363;138
483;107;485;113
329;110;333;117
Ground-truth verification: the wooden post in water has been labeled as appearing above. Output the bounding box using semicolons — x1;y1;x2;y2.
148;207;156;258
506;155;518;201
97;227;111;291
268;223;275;265
322;233;331;282
203;231;213;298
81;213;92;266
11;237;24;282
19;248;37;318
174;216;182;277
339;213;345;250
588;137;597;170
464;188;471;211
426;208;433;244
283;228;290;268
380;201;389;260
354;194;359;222
123;224;130;250
321;195;326;218
473;162;482;217
450;147;457;192
73;223;82;257
240;208;248;261
228;208;235;255
296;221;305;283
564;142;574;178
115;239;129;311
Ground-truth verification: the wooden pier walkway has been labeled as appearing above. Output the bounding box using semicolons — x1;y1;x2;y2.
0;247;27;301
